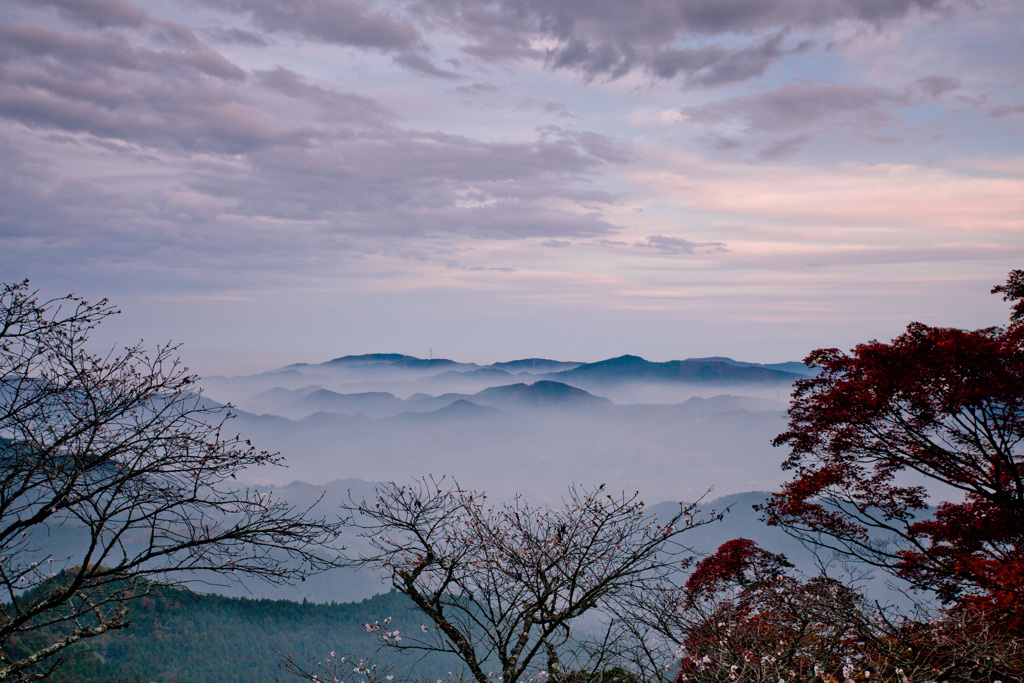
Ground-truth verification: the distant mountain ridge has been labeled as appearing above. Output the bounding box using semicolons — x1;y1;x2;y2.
547;354;806;385
194;353;805;506
473;380;613;409
260;353;810;380
207;352;808;420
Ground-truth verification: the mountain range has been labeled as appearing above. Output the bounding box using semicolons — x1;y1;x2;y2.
190;353;809;506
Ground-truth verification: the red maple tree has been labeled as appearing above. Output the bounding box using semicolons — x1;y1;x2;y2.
674;538;873;682
763;271;1024;655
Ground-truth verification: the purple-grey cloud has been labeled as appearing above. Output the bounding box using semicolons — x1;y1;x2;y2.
0;9;634;255
704;134;742;151
650;31;813;87
637;235;727;255
196;128;629;233
148;18;203;48
541;101;576;118
536;127;633;164
195;0;464;78
405;0;954;84
757;133;814;160
455;82;501;96
0;24;311;154
988;103;1024;118
254;67;396;126
203;26;269;46
911;75;960;98
18;0;149;29
682;74;979;158
0;7;632;245
520;100;578;119
179;0;958;87
0;23;246;80
195;0;421;51
685;80;908;134
392;52;460;79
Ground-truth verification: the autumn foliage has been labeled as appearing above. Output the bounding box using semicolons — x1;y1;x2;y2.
767;321;1024;602
751;271;1024;679
676;538;872;682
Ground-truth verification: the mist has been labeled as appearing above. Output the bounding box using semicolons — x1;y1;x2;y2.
200;354;805;504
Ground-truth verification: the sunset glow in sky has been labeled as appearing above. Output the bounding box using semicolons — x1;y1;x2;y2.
2;0;1022;374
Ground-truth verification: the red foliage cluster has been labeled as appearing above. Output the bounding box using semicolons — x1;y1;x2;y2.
744;270;1024;679
676;539;869;681
683;538;790;597
767;321;1024;608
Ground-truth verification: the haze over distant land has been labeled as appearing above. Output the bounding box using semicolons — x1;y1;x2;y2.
201;352;808;504
1;0;1021;376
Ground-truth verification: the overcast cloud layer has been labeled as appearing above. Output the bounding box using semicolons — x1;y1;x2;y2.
1;0;1022;373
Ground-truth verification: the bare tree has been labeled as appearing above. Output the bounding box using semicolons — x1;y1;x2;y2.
0;281;345;681
337;476;718;683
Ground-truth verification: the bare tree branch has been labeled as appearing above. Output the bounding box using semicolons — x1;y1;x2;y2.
0;281;345;681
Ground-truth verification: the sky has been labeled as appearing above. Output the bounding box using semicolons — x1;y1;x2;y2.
1;0;1022;376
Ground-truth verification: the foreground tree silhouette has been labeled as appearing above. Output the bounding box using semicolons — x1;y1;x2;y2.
643;539;1021;683
333;477;715;683
667;539;874;682
764;270;1024;674
0;281;344;681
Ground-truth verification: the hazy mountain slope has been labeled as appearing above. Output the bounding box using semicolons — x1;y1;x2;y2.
198;353;803;408
549;355;803;385
487;358;582;372
686;357;814;376
472;380;614;410
390;398;503;421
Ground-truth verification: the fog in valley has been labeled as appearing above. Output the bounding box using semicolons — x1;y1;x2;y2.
198;354;806;505
21;347;925;615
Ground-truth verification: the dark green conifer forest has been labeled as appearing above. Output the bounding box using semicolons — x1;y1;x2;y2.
12;586;447;682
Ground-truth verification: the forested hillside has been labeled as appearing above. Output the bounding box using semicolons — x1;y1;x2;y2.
26;588;451;683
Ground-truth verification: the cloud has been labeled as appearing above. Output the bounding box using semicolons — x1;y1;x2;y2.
195;0;422;51
520;100;578;119
19;0;149;28
0;9;636;254
704;134;742;151
637;235;727;255
183;127;629;240
392;52;460;79
203;26;269;46
178;0;958;87
2;0;1014;326
0;24;298;154
685;80;908;134
0;22;245;80
989;103;1024;118
254;67;395;126
911;75;960;98
652;31;813;87
455;82;501;96
536;126;634;164
757;133;814;160
405;0;954;85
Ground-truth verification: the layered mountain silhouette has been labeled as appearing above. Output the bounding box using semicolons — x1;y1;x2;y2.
547;355;804;385
238;353;810;384
472;380;613;409
196;352;808;507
